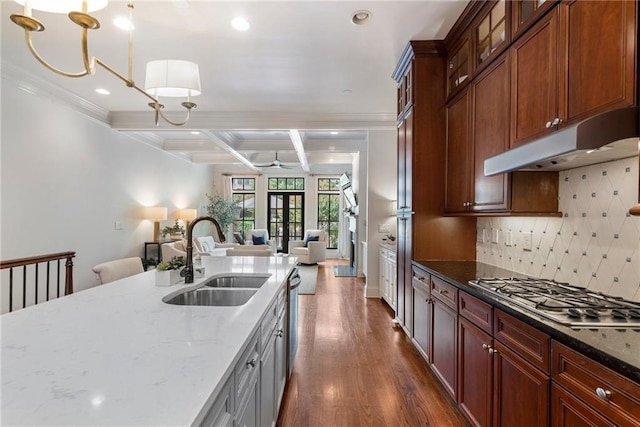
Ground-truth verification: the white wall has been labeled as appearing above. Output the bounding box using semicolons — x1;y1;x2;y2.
1;83;215;293
364;130;397;297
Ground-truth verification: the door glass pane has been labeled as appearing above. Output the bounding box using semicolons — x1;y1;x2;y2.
491;20;506;51
491;0;505;25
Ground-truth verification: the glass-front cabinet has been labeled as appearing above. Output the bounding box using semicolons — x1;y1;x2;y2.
512;0;556;37
475;0;507;66
447;39;470;96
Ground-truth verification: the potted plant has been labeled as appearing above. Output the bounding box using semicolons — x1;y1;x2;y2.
161;220;185;240
155;256;186;286
204;193;238;235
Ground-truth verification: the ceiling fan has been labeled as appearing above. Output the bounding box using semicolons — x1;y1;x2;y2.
254;153;294;169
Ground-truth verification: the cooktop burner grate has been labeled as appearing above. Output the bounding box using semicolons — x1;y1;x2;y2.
470;277;640;328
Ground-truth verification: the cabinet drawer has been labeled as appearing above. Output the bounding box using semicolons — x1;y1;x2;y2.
411;267;429;293
459;291;493;334
431;276;458;310
235;331;260;406
494;309;549;374
552;341;640;425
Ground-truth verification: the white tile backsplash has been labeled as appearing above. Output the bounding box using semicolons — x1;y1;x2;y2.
477;157;640;301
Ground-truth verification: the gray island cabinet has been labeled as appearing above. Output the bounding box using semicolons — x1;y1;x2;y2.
1;256;297;426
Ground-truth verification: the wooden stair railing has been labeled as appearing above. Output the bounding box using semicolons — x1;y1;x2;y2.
1;251;75;313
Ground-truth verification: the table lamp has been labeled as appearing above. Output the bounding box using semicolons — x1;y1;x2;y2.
178;208;198;229
145;206;168;242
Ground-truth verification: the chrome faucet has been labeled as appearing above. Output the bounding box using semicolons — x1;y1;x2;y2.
184;215;225;284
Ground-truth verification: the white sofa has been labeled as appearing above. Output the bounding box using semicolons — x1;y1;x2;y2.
244;229;276;254
289;230;327;265
194;236;238;256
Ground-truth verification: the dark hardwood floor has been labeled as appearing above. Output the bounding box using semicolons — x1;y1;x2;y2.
277;259;468;427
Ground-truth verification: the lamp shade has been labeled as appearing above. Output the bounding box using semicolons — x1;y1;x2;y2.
14;0;108;13
145;60;201;98
144;206;167;221
178;208;198;221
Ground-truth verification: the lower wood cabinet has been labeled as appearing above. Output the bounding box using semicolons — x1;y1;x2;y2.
411;266;430;362
551;383;615;427
431;296;458;399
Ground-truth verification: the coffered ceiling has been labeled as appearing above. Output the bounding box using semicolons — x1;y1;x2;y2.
1;0;469;173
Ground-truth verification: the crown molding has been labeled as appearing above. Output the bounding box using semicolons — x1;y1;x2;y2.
109;111;397;132
1;60;111;126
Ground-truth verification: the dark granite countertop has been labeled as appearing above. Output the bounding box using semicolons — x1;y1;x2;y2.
413;260;640;384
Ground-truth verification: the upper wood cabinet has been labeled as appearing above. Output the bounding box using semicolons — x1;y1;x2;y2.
510;7;559;148
511;0;637;148
396;66;413;118
445;89;472;213
512;0;557;38
474;0;509;68
447;37;471;97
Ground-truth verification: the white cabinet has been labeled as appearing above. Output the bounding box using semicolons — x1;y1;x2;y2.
274;308;287;411
199;376;234;427
235;332;260;427
379;245;397;311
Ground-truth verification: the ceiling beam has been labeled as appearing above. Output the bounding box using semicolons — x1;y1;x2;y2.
202;131;262;172
289;130;310;173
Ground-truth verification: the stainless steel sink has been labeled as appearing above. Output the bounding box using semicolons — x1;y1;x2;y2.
202;274;270;289
163;288;258;306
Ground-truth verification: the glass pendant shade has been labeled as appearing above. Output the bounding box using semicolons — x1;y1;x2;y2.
145;60;201;98
14;0;109;14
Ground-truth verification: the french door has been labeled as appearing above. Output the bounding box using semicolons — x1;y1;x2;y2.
268;192;304;253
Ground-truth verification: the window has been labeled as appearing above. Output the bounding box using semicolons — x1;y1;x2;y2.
268;177;304;190
231;178;255;237
317;178;340;249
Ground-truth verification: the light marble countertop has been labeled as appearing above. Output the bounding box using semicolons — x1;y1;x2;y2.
1;255;297;426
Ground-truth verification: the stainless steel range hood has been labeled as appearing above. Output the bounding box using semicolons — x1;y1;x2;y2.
484;107;639;176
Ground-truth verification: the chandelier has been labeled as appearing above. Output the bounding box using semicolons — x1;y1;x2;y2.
9;0;201;127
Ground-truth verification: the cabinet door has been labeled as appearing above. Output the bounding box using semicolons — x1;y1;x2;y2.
411;272;430;362
447;38;471;96
458;317;493;427
559;0;636;125
493;341;550;427
510;7;559;147
551;383;615;427
396;120;406;327
445;89;472;213
389;255;397;310
512;0;556;38
236;378;259;427
260;333;277;427
274;313;287;414
430;298;457;399
472;54;510;212
474;0;508;68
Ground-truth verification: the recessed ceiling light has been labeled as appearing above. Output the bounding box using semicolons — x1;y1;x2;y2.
190;131;201;135
330;132;338;135
351;10;372;25
113;17;134;31
342;89;353;96
95;88;110;95
231;17;250;31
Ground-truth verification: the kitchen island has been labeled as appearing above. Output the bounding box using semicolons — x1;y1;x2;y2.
1;255;297;426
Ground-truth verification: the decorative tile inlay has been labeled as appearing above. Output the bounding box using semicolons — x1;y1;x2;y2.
477;157;640;302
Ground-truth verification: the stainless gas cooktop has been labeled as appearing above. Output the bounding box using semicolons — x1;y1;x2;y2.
469;277;640;329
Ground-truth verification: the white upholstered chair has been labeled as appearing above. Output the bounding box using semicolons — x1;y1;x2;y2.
288;230;327;265
92;257;144;284
161;241;188;261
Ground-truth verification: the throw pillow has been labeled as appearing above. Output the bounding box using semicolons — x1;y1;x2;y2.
252;234;266;245
233;232;245;245
304;234;320;247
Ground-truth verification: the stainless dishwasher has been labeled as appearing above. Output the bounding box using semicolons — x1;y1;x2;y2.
286;266;301;377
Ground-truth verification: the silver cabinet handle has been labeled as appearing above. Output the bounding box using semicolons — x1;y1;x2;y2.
546;121;553;128
595;387;612;400
276;329;284;338
488;347;498;355
246;358;256;368
482;344;489;350
552;117;563;126
438;289;448;294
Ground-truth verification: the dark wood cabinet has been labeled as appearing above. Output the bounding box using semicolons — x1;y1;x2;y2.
411;266;430;363
511;1;637;148
493;341;550;427
447;37;471;97
458;317;493;426
471;54;510;212
445;52;559;216
511;0;557;38
474;0;509;69
393;41;476;334
445;89;472;213
510;6;559;147
430;276;459;400
559;0;637;125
